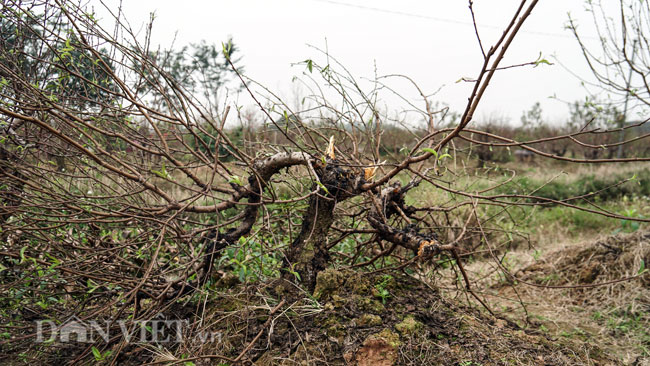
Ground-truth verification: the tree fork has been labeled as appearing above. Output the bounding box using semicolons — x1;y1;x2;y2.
284;160;362;290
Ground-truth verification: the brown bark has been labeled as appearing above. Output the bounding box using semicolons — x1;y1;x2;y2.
285;189;336;290
284;161;363;290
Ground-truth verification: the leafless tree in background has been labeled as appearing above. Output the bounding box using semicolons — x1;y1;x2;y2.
568;0;650;157
568;0;650;109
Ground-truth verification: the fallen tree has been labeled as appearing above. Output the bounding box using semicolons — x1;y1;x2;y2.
1;0;649;363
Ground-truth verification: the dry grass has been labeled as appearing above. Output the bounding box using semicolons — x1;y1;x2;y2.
472;230;650;365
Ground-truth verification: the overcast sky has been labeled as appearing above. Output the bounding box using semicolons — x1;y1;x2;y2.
97;0;607;125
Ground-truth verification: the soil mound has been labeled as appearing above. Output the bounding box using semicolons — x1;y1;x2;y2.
159;269;619;365
519;230;650;291
513;230;649;364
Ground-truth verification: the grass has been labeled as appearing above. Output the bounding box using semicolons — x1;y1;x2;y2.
7;150;650;364
407;160;650;245
411;160;650;363
493;168;650;203
470;224;650;363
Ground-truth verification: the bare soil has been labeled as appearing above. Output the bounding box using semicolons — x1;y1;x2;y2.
154;268;621;365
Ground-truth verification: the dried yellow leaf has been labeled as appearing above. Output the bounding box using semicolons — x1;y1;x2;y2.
325;135;335;160
364;166;378;181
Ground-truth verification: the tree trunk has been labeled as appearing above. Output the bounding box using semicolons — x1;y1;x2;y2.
285;188;336;291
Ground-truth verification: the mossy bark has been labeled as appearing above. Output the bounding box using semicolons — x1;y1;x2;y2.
285;190;336;291
283;160;363;291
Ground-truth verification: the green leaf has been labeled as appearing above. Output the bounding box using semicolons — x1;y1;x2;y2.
438;153;452;161
283;267;301;281
87;279;99;293
228;175;242;185
533;52;553;68
221;41;232;59
19;246;27;263
305;59;313;73
420;148;438;158
91;346;102;360
151;162;170;179
639;259;646;275
315;180;330;196
46;253;61;268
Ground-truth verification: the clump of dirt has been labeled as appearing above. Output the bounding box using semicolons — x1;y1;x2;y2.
519;230;650;291
160;268;619;365
504;230;650;364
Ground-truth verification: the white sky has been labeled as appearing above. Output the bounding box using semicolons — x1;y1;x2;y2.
96;0;607;125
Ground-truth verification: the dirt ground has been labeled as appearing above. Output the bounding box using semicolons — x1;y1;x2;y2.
4;232;647;365
143;267;629;365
